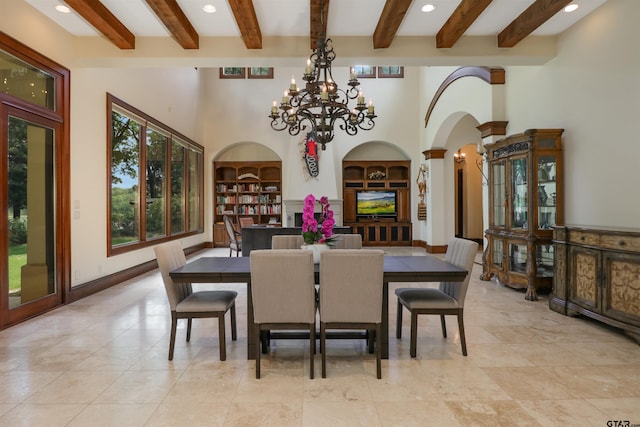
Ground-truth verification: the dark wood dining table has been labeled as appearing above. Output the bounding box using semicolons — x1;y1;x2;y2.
169;254;467;360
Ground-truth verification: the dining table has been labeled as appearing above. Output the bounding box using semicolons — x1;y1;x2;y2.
169;254;468;360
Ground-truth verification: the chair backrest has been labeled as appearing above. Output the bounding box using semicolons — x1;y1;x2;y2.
223;215;239;244
319;249;385;323
239;217;255;228
250;249;316;324
331;233;363;249
440;238;479;304
271;234;303;249
154;241;193;310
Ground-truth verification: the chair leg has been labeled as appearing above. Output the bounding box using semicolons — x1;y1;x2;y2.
218;313;227;361
229;247;232;257
440;315;447;338
396;300;403;339
457;312;467;356
309;323;315;379
367;329;375;354
186;318;192;342
410;312;418;358
230;303;237;341
321;322;327;378
376;323;382;379
255;324;261;379
168;312;178;361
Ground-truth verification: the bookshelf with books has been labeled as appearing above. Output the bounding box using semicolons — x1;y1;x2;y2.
213;161;282;247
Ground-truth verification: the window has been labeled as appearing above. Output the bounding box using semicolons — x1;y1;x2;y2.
108;94;203;255
219;67;246;79
248;67;274;79
378;66;404;78
352;65;376;78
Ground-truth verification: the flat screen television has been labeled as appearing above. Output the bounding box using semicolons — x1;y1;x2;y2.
356;190;397;217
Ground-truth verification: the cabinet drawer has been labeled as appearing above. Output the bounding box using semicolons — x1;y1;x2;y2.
568;231;599;246
600;235;640;252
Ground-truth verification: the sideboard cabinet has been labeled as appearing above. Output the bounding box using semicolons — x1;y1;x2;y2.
480;129;564;300
552;225;640;344
213;161;282;247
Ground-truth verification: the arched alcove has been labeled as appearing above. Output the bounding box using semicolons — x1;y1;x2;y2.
344;140;410;161
213;141;281;162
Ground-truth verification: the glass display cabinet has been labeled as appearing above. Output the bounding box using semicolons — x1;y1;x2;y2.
480;129;564;300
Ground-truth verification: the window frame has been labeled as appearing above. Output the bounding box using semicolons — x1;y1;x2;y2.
107;93;204;256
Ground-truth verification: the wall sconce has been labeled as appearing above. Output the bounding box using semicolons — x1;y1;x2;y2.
454;149;466;164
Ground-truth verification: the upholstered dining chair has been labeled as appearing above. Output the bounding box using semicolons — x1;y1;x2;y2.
395;238;478;357
154;241;238;361
271;234;303;249
250;249;317;379
319;249;385;379
331;233;363;249
223;215;242;257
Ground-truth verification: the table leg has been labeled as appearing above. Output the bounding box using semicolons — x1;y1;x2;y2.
246;280;257;360
381;281;389;359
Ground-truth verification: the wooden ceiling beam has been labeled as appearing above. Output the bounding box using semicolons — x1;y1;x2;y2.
498;0;572;47
310;0;329;49
373;0;413;49
145;0;199;49
64;0;135;49
228;0;262;49
436;0;493;48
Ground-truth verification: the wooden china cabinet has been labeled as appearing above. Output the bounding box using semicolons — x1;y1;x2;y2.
480;129;564;300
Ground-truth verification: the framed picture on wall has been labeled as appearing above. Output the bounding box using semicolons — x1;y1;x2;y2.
378;66;404;78
219;67;246;79
248;67;274;79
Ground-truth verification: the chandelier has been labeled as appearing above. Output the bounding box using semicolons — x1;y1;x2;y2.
268;3;376;150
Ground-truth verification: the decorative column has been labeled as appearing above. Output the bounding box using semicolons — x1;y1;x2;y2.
421;148;447;253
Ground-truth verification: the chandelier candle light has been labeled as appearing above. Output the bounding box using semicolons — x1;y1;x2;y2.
268;2;376;150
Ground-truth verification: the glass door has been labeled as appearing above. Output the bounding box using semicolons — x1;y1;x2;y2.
511;157;528;230
2;109;61;326
491;161;506;228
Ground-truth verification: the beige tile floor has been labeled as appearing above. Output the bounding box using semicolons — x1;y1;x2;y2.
1;246;639;426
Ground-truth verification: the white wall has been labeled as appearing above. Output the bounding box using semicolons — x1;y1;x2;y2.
505;0;640;227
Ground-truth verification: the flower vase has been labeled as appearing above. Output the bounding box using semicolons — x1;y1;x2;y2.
301;243;330;263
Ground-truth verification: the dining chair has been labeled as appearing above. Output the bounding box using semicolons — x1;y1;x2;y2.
223;215;242;257
239;217;255;228
250;249;317;379
271;234;303;249
319;249;385;379
331;233;363;249
154;241;238;361
395;237;478;357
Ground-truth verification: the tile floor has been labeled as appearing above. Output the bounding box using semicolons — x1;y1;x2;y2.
0;247;639;426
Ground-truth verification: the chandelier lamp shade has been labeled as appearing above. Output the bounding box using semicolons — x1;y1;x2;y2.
268;9;376;150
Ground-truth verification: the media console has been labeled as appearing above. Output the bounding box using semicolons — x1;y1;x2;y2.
343;160;412;246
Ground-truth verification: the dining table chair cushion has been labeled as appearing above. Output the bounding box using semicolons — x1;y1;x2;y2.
176;290;238;313
395;288;458;309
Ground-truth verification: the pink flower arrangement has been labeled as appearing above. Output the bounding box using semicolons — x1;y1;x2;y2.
301;194;336;245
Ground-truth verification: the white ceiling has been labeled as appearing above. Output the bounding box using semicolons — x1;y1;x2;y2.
25;0;607;40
